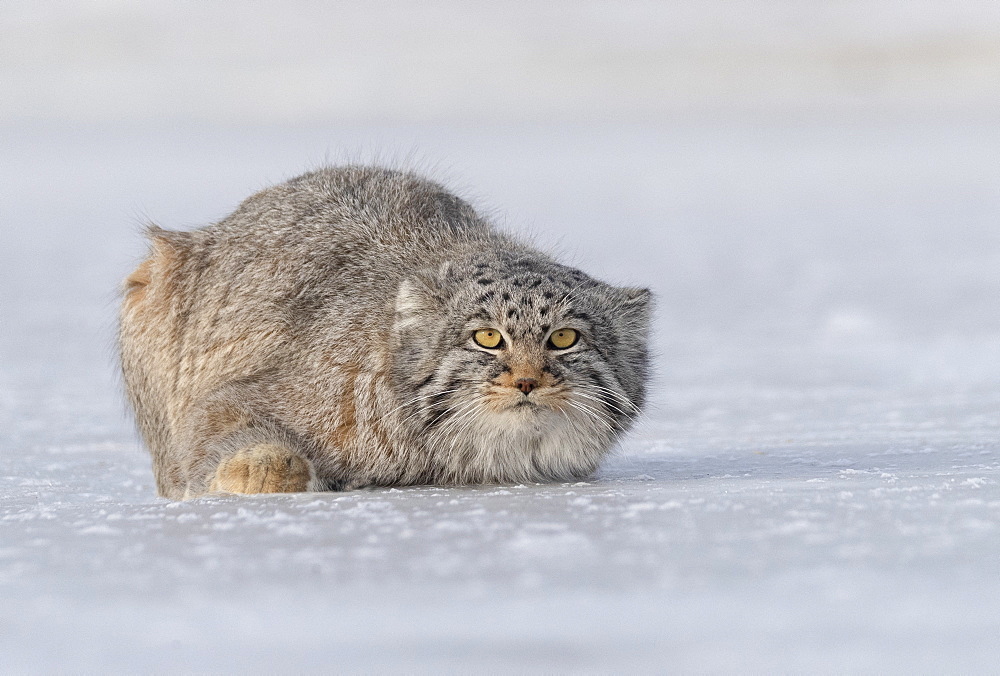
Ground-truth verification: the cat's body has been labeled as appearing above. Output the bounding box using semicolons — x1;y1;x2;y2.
119;166;650;499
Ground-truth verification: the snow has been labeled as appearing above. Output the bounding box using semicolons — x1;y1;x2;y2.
2;2;1000;673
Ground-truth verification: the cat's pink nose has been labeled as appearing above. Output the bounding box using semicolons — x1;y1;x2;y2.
515;378;538;394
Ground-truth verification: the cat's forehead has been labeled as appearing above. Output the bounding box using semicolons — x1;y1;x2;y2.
461;257;601;335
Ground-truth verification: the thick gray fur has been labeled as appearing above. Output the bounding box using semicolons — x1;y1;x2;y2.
119;166;651;499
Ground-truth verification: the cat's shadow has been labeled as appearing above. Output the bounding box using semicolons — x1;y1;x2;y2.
595;446;864;485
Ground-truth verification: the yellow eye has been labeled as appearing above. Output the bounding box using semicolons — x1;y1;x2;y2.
548;328;578;349
473;328;504;349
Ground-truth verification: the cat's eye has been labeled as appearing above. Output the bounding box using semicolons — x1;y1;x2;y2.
473;328;504;349
548;328;578;349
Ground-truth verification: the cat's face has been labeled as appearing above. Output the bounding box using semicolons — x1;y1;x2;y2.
391;252;651;484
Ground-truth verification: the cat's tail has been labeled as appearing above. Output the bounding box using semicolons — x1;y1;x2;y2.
119;225;194;498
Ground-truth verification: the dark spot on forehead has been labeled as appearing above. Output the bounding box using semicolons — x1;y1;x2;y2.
501;291;511;302
477;278;494;285
476;291;496;303
538;305;550;315
543;291;555;299
507;308;518;319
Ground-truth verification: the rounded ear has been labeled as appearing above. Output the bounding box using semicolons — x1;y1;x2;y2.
613;287;653;334
620;287;651;305
393;262;452;330
390;263;454;389
619;287;652;312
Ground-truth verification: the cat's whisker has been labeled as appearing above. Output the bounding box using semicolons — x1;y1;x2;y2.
566;384;639;417
573;380;638;403
423;396;479;430
442;401;493;475
442;403;488;456
566;400;616;434
429;394;490;441
387;388;463;417
570;390;634;419
405;388;489;432
571;395;626;431
390;393;468;433
556;402;594;439
572;383;642;416
437;397;487;436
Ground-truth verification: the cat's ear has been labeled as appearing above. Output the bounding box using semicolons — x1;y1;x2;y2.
615;287;653;332
394;263;451;329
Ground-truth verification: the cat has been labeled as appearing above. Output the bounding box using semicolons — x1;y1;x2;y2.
119;166;651;499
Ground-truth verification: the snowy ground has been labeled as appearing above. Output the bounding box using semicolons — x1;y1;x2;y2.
3;3;1000;673
2;120;998;673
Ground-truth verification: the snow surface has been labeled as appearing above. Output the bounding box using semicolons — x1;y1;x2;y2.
2;3;1000;673
3;120;998;674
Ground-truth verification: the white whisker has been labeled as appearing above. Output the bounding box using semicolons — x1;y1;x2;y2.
386;388;462;417
570;390;633;418
571;383;642;415
566;400;615;434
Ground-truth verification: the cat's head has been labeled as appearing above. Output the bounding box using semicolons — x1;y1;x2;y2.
390;250;651;484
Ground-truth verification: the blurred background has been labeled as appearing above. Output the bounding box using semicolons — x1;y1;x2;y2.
2;2;999;672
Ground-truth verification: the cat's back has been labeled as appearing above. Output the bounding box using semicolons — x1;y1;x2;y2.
126;166;496;340
215;165;490;263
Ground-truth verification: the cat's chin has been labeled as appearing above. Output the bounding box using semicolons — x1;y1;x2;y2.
475;402;555;435
459;405;608;484
488;391;567;413
496;399;556;417
511;400;541;410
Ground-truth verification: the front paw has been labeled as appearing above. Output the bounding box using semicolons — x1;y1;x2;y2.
209;444;315;494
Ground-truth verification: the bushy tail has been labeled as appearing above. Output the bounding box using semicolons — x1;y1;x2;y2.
119;226;192;497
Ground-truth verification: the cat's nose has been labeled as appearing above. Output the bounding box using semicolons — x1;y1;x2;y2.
514;378;538;394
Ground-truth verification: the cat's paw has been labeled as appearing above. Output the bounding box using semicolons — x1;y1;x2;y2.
209;444;315;494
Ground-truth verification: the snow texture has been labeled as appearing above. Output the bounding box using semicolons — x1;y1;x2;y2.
2;3;1000;673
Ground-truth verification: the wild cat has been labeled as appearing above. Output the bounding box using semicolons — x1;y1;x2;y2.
119;166;651;499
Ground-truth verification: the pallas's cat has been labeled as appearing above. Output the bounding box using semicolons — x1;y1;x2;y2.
119;167;650;499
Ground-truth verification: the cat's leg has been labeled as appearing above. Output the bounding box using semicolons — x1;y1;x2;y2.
175;382;323;497
208;443;316;494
